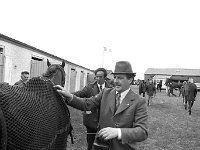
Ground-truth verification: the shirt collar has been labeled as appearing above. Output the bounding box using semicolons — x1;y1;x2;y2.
116;88;130;102
98;83;105;89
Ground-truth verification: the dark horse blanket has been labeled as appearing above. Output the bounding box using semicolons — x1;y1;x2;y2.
0;77;71;150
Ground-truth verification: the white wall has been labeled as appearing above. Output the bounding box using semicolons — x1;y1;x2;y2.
0;39;93;89
0;41;31;84
0;40;65;84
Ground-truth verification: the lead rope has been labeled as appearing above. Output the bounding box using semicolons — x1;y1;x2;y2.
69;131;96;145
69;124;74;144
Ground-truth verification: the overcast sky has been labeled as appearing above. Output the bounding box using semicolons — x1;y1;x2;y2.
1;0;200;79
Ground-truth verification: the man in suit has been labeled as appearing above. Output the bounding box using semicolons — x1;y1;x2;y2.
55;61;148;150
73;68;113;150
184;79;197;115
139;80;146;97
146;79;156;106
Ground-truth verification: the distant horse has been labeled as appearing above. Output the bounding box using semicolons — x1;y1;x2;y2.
0;59;72;150
183;82;197;115
165;79;183;97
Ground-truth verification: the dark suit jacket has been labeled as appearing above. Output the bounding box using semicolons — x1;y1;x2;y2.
14;80;26;86
139;82;146;93
146;84;156;96
68;88;148;150
73;80;112;129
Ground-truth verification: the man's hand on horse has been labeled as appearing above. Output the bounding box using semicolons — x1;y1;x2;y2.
54;85;73;101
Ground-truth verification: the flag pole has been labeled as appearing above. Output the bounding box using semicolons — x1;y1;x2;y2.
102;47;106;67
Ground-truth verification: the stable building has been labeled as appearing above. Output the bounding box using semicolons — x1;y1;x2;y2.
0;33;94;92
144;68;200;83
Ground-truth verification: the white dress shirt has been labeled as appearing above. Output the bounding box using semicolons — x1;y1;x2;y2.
116;88;130;104
116;88;131;139
98;83;105;91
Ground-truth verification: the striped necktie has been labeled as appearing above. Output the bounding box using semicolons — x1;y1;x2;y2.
115;93;121;112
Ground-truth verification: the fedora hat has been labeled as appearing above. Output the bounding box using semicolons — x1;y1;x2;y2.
112;61;136;75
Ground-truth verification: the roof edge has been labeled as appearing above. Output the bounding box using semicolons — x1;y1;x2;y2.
0;33;93;72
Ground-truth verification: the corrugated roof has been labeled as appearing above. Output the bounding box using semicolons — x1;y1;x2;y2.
170;76;189;81
153;75;171;79
145;68;200;76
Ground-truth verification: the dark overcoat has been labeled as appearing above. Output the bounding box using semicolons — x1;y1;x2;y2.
68;88;148;150
14;80;26;87
73;80;112;129
139;82;146;93
146;83;156;96
185;83;197;101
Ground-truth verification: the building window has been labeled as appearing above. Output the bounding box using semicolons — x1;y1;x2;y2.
31;56;43;61
0;47;4;54
71;68;75;71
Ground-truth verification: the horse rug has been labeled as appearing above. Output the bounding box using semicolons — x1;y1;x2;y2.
0;77;71;150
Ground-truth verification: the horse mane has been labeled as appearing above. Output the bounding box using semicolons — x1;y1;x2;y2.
0;77;71;149
43;64;61;78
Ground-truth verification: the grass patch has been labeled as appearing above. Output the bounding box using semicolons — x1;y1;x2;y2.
67;85;200;150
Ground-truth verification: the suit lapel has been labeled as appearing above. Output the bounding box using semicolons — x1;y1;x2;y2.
92;83;100;95
108;89;117;115
105;81;112;88
114;90;136;115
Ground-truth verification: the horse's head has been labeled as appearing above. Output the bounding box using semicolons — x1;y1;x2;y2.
165;78;171;86
43;59;66;87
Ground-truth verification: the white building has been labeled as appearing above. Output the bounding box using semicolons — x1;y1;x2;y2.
0;33;94;92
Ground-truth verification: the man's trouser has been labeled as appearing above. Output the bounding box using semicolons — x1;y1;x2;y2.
86;126;98;150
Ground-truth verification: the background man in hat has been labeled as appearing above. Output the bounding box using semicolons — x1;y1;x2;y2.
73;67;113;150
55;61;148;150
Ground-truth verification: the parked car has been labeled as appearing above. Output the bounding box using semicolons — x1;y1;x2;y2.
194;83;200;91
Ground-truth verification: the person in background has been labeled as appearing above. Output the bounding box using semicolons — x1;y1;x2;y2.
139;80;146;97
14;71;30;86
185;78;197;113
146;79;156;106
55;61;148;150
73;68;113;150
156;80;162;92
168;82;176;97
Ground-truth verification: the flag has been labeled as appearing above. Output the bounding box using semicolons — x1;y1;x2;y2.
103;47;111;52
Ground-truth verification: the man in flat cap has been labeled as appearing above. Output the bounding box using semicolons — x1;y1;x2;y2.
55;61;148;150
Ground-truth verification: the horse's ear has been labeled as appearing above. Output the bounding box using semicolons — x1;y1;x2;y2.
47;59;51;67
61;60;65;68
